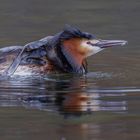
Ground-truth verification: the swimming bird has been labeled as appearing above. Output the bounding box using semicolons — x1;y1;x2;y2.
0;25;127;76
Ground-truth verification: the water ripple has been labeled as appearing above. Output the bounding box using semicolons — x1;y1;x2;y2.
0;74;139;116
88;88;140;93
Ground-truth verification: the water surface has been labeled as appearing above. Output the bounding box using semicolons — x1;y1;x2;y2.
0;0;140;140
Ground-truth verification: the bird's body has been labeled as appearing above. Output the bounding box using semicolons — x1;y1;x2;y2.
0;25;127;76
0;45;66;76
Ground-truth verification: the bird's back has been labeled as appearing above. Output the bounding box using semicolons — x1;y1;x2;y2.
0;46;56;76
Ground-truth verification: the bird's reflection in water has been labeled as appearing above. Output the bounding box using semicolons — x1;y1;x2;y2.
18;75;127;117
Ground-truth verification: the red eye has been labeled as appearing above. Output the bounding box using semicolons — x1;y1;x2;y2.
87;41;91;45
87;41;94;46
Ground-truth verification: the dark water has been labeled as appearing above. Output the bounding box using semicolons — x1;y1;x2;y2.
0;0;140;140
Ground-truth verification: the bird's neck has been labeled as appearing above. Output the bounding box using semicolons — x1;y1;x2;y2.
61;46;85;74
62;39;84;68
65;47;83;64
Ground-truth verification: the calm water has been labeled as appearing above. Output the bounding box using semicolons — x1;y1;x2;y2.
0;0;140;140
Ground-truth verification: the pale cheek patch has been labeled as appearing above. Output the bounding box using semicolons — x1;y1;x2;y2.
79;41;92;54
80;41;103;57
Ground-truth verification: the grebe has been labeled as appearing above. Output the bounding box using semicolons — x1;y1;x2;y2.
0;25;127;76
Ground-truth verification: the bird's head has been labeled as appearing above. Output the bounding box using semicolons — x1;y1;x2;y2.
76;38;127;57
58;25;127;57
48;25;127;73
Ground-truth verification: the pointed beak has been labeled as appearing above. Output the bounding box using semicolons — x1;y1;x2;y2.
96;40;127;48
